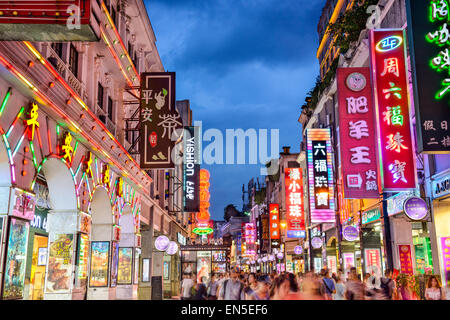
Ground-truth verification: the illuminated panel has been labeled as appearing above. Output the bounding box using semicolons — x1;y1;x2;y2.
369;29;417;191
269;204;280;240
306;128;335;223
285;168;306;238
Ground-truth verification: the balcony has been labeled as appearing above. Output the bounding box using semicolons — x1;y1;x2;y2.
47;45;87;102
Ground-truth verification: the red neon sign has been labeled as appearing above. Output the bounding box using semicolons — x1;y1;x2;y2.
269;204;280;240
370;29;416;191
284;168;305;237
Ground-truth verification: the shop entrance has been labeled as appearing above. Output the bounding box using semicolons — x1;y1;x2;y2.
28;234;48;300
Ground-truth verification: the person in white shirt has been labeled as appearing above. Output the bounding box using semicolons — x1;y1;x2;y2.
180;273;194;300
425;275;446;300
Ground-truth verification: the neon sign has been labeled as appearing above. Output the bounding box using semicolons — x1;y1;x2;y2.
370;29;416;191
376;36;403;52
285;168;306;237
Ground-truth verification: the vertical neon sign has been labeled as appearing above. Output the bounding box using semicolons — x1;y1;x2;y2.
370;29;417;191
306;129;335;223
285;168;306;238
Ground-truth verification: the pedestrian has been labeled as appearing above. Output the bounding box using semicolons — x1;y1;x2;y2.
332;274;346;300
321;269;336;300
283;273;302;300
345;267;365;300
207;274;219;300
219;266;245;300
425;275;446;300
380;269;395;300
180;273;194;300
192;276;207;300
244;273;257;299
269;275;289;300
249;276;271;300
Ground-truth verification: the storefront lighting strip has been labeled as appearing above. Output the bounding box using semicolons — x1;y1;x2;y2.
1;131;15;183
12;129;27;158
0;87;12;115
95;156;99;185
29;141;38;169
21;42;151;191
6;106;25;139
74;155;84;179
71;140;79;167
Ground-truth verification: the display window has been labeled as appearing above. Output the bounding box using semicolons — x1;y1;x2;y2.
45;233;74;294
117;247;133;285
89;241;110;287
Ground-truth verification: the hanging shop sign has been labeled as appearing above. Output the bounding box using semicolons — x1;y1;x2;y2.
432;173;450;199
362;207;381;225
398;244;414;275
2;218;29;299
311;237;323;249
183;126;200;212
245;223;256;245
387;190;419;216
406;0;450;153
440;237;450;285
285;168;306;238
369;29;417;191
155;235;170;251
166;241;179;255
337;68;380;198
140;72;182;169
294;246;303;255
0;1;98;41
45;233;74;294
306;129;335;223
9;188;35;221
259;214;270;254
364;248;382;276
342;225;359;242
269;204;281;248
193;169;213;235
403;197;428;221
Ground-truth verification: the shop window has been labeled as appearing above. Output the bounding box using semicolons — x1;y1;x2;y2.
69;44;79;78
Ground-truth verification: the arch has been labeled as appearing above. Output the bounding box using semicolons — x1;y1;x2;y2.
327;236;337;247
118;202;135;247
90;186;113;241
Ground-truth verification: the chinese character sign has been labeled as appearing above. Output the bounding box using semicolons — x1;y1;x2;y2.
259;214;270;254
398;244;414;275
370;30;417;191
140;72;182;169
406;0;450;153
184;126;200;212
269;204;280;240
306;129;335;223
337;68;380;199
441;237;450;284
284;168;306;238
364;248;382;276
245;223;256;245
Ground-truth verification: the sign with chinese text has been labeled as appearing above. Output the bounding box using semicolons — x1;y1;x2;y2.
306;129;335;223
398;244;414;275
269;204;280;248
140;73;182;169
403;197;428;221
183;126;200;212
337;68;380;198
260;214;270;253
364;248;382;276
362;207;381;225
370;29;417;191
327;256;338;275
441;237;450;284
387;189;420;216
45;234;74;293
406;0;450;153
9;188;35;221
0;1;97;41
284;168;306;238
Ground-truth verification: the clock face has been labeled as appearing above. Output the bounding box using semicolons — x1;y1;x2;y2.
346;72;367;92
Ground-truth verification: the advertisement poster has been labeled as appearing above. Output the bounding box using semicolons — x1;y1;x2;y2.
398;244;413;275
89;241;110;287
45;234;74;293
3;218;29;299
117;247;133;285
364;248;382;276
110;241;119;287
196;251;211;283
343;252;355;274
327;256;337;275
163;261;170;280
77;234;89;280
441;237;450;285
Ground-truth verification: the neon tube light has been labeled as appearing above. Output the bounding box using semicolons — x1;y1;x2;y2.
6;106;25;138
0;87;12;115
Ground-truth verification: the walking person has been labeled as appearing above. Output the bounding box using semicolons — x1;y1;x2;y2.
345;267;365;300
248;276;271;300
219;266;245;300
425;275;446;300
269;275;290;300
207;274;219;300
332;274;346;300
180;273;194;300
321;269;336;300
380;269;395;300
192;276;208;300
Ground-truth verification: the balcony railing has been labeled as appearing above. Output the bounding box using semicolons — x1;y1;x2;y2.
47;45;87;102
94;104;116;137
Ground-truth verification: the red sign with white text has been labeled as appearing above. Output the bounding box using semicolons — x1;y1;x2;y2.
269;204;280;240
337;68;380;199
370;29;416;191
364;248;382;275
398;244;414;275
284;168;305;237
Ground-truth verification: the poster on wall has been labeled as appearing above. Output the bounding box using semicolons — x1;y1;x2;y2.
89;241;110;287
398;244;414;275
142;258;150;282
163;261;170;280
196;251;211;283
77;233;89;282
117;247;133;285
364;248;382;277
327;256;338;275
110;242;119;287
45;234;74;293
3;218;29;299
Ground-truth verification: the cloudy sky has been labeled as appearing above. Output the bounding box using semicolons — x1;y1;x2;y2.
146;0;324;220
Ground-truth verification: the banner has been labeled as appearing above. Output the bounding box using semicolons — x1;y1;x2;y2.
398;244;414;275
260;214;270;254
306;129;335;223
370;29;417;191
406;0;450;153
183;126;200;212
46;234;74;293
269;204;280;248
139;72;182;169
337;68;380;198
284;168;306;238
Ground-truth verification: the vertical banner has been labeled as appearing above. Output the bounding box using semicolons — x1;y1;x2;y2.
183;126;200;212
337;68;380;198
306;129;335;223
260;214;270;254
441;237;450;285
46;234;74;293
370;29;417;191
406;0;450;153
269;204;280;248
284;168;306;238
398;244;414;275
140;72;182;169
364;248;382;275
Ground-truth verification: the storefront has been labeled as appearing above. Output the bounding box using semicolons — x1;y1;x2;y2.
360;206;385;278
180;244;230;281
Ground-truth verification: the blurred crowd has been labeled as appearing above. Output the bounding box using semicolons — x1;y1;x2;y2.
180;266;449;300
